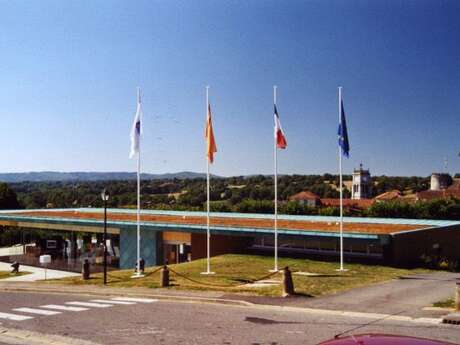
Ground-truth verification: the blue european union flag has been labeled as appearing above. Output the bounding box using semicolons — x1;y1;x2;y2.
338;100;350;158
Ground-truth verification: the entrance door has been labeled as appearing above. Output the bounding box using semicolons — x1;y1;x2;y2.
163;243;191;265
162;232;192;265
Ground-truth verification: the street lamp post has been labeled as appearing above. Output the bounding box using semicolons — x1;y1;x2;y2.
101;189;109;285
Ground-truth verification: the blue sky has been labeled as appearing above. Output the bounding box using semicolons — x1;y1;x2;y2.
0;0;459;177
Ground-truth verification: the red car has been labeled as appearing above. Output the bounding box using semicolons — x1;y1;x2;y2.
318;334;459;345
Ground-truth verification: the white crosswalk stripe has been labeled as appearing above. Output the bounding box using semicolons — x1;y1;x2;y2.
111;297;158;303
41;304;89;312
66;301;113;308
1;296;153;322
13;307;61;316
0;312;34;321
90;299;136;305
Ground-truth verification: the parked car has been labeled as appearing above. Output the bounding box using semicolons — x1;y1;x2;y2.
318;334;458;345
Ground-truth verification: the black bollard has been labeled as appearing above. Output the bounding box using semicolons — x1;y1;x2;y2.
82;259;90;280
282;266;295;297
139;258;145;274
10;262;20;274
160;265;169;287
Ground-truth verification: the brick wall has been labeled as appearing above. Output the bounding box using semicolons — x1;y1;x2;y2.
191;233;254;260
391;224;460;266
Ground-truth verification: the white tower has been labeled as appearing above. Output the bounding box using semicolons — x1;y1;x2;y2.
430;173;452;191
352;164;371;199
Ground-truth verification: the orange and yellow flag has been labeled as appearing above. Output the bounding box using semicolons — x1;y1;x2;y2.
205;104;217;163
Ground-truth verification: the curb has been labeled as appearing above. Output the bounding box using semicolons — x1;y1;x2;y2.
443;312;460;325
0;326;100;345
246;304;444;325
423;306;455;312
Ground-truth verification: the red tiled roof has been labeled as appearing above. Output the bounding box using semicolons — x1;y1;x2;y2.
416;189;460;201
289;191;320;201
320;198;375;209
447;180;460;191
374;190;402;201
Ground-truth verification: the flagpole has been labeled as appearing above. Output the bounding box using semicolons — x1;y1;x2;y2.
272;85;278;272
206;154;211;273
202;85;214;275
338;86;344;272
132;87;143;278
137;135;142;273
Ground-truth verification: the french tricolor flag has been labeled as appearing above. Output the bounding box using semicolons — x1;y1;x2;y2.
274;105;287;149
129;90;142;159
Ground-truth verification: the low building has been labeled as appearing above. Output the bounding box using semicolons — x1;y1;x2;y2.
415;176;459;201
1;208;459;269
289;190;374;211
416;189;460;201
288;191;321;207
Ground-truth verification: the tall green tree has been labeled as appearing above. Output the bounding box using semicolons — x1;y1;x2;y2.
0;183;20;209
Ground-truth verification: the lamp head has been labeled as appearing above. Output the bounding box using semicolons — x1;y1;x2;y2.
101;189;109;201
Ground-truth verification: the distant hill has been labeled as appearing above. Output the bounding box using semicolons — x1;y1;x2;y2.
0;171;215;182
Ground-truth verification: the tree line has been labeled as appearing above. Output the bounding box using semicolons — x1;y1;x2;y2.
0;174;458;220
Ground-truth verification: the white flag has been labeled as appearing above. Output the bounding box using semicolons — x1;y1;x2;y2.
129;90;142;158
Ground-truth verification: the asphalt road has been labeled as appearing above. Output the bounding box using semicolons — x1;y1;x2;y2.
299;272;460;317
0;291;459;345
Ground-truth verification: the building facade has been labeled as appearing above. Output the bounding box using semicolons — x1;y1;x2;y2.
1;208;460;270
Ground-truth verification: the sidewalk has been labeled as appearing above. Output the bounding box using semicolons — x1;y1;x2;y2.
0;261;79;281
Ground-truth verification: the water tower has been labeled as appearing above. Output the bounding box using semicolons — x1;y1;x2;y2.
430;173;452;191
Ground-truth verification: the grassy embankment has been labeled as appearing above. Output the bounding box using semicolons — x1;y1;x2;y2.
0;271;29;279
53;254;430;297
433;298;456;309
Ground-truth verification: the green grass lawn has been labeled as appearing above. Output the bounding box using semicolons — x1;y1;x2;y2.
0;271;29;279
433;298;456;309
53;254;430;297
